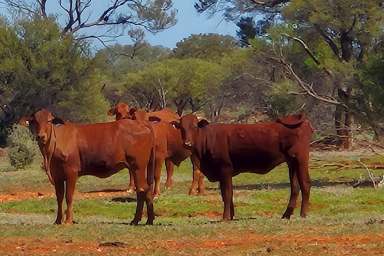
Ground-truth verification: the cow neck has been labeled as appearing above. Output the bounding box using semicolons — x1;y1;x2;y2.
40;122;56;186
195;127;207;159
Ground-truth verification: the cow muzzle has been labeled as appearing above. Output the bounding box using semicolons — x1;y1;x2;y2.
184;141;193;149
37;134;48;144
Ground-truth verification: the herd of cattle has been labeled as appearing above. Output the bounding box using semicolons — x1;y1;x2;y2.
19;103;314;225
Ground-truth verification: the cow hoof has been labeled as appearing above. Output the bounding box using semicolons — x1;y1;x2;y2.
281;213;291;220
197;190;206;196
153;194;160;200
188;189;198;196
282;207;294;219
146;219;154;225
64;221;74;225
54;220;62;225
130;218;141;225
165;182;173;189
127;188;135;194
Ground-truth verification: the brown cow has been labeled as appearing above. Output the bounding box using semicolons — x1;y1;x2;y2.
26;109;156;225
171;113;313;221
108;103;205;196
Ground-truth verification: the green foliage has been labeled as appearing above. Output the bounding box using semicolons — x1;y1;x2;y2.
236;17;257;46
6;125;38;170
124;58;228;111
0;17;90;117
56;72;110;123
266;80;303;118
173;33;238;60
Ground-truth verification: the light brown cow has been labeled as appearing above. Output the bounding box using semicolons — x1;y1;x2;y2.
172;113;313;221
108;103;205;196
25;109;156;225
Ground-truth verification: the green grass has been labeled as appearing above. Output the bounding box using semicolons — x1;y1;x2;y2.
0;152;384;255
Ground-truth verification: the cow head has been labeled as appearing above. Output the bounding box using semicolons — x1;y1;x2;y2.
171;114;209;149
108;103;130;120
26;109;64;145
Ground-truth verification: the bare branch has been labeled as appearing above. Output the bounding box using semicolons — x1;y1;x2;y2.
282;33;333;77
37;0;47;17
314;24;341;60
267;55;344;106
1;0;38;16
357;158;377;189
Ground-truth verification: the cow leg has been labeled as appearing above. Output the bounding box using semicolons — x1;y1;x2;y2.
189;168;199;195
153;157;164;199
297;155;311;218
189;155;201;195
54;179;64;224
127;170;136;194
219;173;234;221
197;169;206;195
145;186;155;225
164;159;174;189
282;159;300;219
130;168;149;225
64;174;77;224
131;191;145;225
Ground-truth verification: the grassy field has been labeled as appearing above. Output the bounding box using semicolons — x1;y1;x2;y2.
0;151;384;255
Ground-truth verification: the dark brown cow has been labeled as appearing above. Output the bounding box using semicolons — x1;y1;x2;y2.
108;103;205;196
26;109;156;225
171;113;313;221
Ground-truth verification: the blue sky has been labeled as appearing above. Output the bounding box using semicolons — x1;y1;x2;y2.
145;1;238;48
0;1;238;49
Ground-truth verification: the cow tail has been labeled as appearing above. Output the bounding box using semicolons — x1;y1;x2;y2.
147;145;155;186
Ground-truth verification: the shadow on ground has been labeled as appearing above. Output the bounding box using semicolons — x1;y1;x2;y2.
207;179;373;191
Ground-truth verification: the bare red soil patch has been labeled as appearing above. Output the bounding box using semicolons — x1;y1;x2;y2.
0;233;383;255
0;190;131;203
0;238;144;256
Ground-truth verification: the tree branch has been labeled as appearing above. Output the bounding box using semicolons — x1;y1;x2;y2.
282;33;333;77
314;24;341;60
267;55;345;106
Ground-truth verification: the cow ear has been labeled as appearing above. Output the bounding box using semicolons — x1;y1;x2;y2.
198;119;209;128
107;107;116;116
128;108;137;117
148;116;161;123
18;116;33;126
52;117;65;125
170;121;181;129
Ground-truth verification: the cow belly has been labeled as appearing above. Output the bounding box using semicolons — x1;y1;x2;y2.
80;162;126;178
230;152;285;174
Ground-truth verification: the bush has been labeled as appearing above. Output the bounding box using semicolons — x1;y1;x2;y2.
7;124;38;170
266;80;304;118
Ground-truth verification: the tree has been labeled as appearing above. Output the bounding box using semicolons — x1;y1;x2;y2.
281;0;384;148
0;17;110;143
194;0;384;148
2;0;177;44
123;58;228;115
172;33;238;60
236;17;256;46
357;53;384;142
194;0;289;18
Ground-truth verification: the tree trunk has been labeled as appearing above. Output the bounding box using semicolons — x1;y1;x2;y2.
173;97;189;116
335;88;353;150
371;123;384;144
342;109;353;149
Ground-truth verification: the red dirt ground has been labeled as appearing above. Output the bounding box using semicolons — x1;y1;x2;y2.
0;233;383;255
0;190;130;203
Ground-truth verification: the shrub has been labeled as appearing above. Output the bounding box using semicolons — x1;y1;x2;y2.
7;124;38;170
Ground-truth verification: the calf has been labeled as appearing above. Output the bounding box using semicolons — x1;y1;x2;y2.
172;113;313;220
108;103;205;196
25;109;156;225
